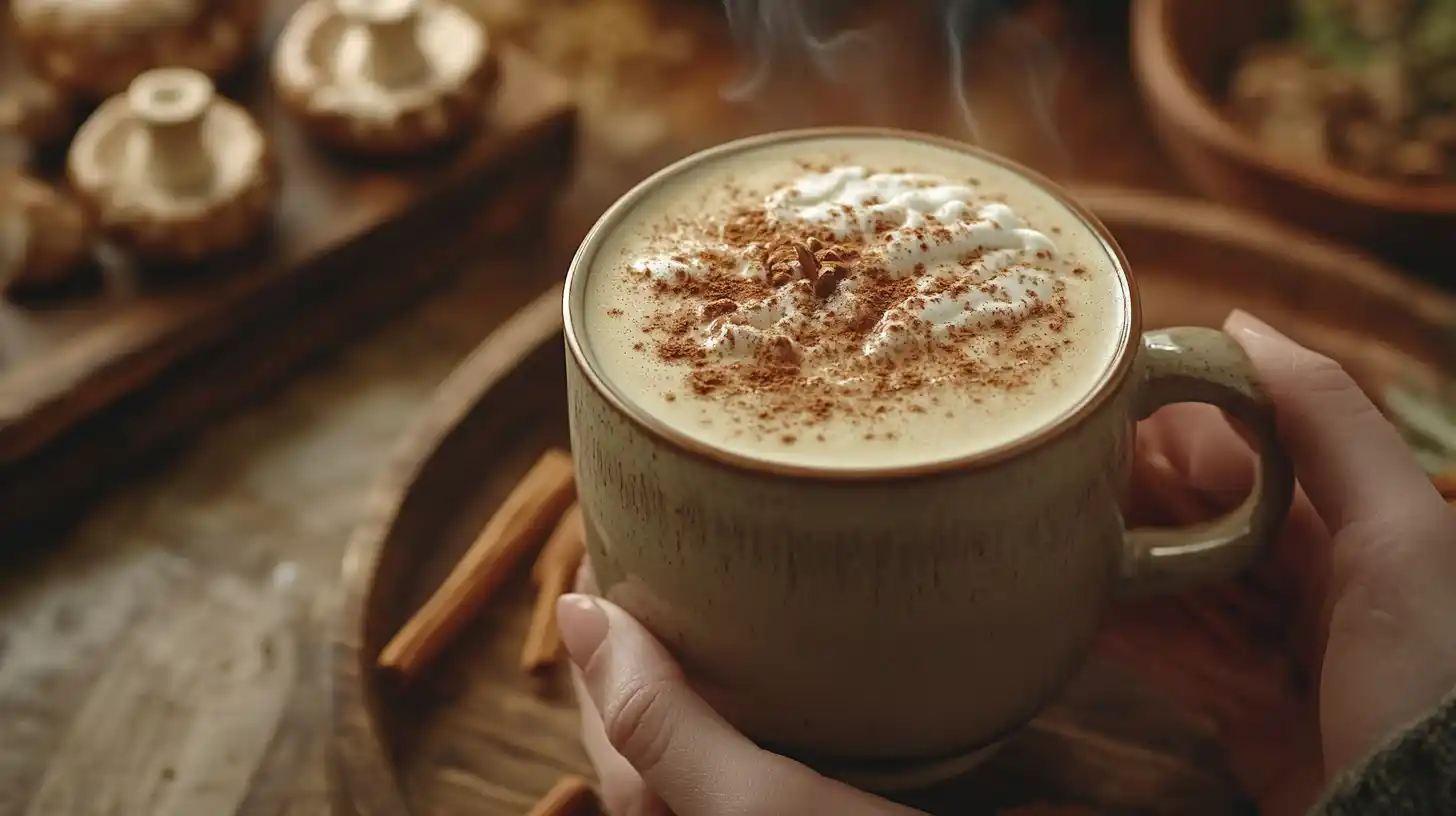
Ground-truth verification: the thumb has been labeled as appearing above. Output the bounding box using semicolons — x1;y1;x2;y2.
1223;310;1443;530
557;594;919;816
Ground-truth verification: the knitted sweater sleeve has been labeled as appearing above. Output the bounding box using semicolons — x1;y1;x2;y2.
1311;693;1456;815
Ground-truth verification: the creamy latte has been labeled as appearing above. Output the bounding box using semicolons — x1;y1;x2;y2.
576;133;1131;470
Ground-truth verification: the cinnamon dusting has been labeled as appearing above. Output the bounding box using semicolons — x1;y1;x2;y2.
618;168;1083;440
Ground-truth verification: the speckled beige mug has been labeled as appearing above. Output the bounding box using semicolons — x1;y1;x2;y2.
563;129;1295;792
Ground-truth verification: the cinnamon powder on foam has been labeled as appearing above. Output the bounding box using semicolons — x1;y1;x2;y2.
611;166;1076;442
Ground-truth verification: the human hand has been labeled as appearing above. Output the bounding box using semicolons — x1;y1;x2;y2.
556;569;923;816
556;309;1456;816
1103;310;1456;816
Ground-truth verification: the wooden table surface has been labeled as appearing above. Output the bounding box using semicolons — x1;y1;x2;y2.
0;2;1201;813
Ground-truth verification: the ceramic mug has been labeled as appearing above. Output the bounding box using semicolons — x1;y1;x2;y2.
563;128;1295;791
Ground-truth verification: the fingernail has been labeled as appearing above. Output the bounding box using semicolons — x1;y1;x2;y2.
1225;309;1288;343
557;593;609;668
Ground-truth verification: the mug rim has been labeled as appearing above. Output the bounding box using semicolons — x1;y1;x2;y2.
563;126;1143;482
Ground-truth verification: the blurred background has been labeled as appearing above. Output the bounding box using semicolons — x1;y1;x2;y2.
1;1;1454;815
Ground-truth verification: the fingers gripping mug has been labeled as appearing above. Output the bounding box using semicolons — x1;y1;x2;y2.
563;128;1295;790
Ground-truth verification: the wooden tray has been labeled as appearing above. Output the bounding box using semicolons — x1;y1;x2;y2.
0;1;577;534
332;188;1456;816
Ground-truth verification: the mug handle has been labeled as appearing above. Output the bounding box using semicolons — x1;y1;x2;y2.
1117;326;1296;596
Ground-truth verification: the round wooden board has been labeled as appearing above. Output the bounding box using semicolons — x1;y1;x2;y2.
332;188;1456;816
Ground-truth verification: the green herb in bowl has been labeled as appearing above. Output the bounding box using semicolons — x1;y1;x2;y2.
1231;0;1456;180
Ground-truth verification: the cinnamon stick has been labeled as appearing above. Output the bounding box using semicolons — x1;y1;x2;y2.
378;448;576;683
525;775;598;816
521;503;586;674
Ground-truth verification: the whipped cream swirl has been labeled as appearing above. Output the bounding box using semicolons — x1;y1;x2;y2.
632;166;1065;367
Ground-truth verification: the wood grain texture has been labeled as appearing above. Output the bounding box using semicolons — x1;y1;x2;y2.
1076;188;1456;397
0;243;562;816
0;2;577;534
336;287;582;816
331;195;1455;815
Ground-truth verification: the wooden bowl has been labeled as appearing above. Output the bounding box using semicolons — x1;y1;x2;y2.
333;189;1455;815
1130;0;1456;284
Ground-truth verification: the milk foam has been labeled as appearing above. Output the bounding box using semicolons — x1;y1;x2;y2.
770;167;1060;361
579;135;1129;470
765;167;1056;276
633;167;1064;371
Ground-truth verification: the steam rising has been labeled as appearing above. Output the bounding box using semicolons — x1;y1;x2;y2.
971;7;1068;165
943;0;987;143
720;0;1066;164
721;1;885;103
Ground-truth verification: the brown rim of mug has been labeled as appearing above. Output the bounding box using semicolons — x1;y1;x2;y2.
562;126;1142;483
